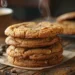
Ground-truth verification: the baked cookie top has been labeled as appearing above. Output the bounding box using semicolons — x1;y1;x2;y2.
55;21;75;35
5;21;63;38
57;12;75;22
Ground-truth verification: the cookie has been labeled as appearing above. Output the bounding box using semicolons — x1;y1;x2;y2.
6;42;63;58
57;12;75;22
5;36;60;48
5;21;63;38
29;51;62;60
7;55;63;67
55;21;75;35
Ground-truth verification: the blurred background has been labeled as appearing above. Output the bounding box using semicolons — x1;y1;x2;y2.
0;0;75;37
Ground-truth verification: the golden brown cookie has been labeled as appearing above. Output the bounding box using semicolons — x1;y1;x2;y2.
5;36;60;48
57;12;75;22
29;51;62;60
6;42;63;59
5;21;63;38
7;55;63;67
55;21;75;35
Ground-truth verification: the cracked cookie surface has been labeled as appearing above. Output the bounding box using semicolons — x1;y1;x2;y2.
55;21;75;35
6;42;63;59
5;22;63;38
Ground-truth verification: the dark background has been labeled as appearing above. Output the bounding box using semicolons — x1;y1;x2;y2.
3;0;75;20
50;0;75;17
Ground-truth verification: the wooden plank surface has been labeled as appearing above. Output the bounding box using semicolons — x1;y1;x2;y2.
0;37;75;75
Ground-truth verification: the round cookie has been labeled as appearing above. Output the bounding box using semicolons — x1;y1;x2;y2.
6;42;63;59
5;36;60;48
57;12;75;22
5;21;63;38
55;21;75;35
7;55;63;67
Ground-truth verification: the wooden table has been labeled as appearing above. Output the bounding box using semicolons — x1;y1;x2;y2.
0;36;75;75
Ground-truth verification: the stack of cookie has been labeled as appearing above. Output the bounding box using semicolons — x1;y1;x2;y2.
5;22;63;67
